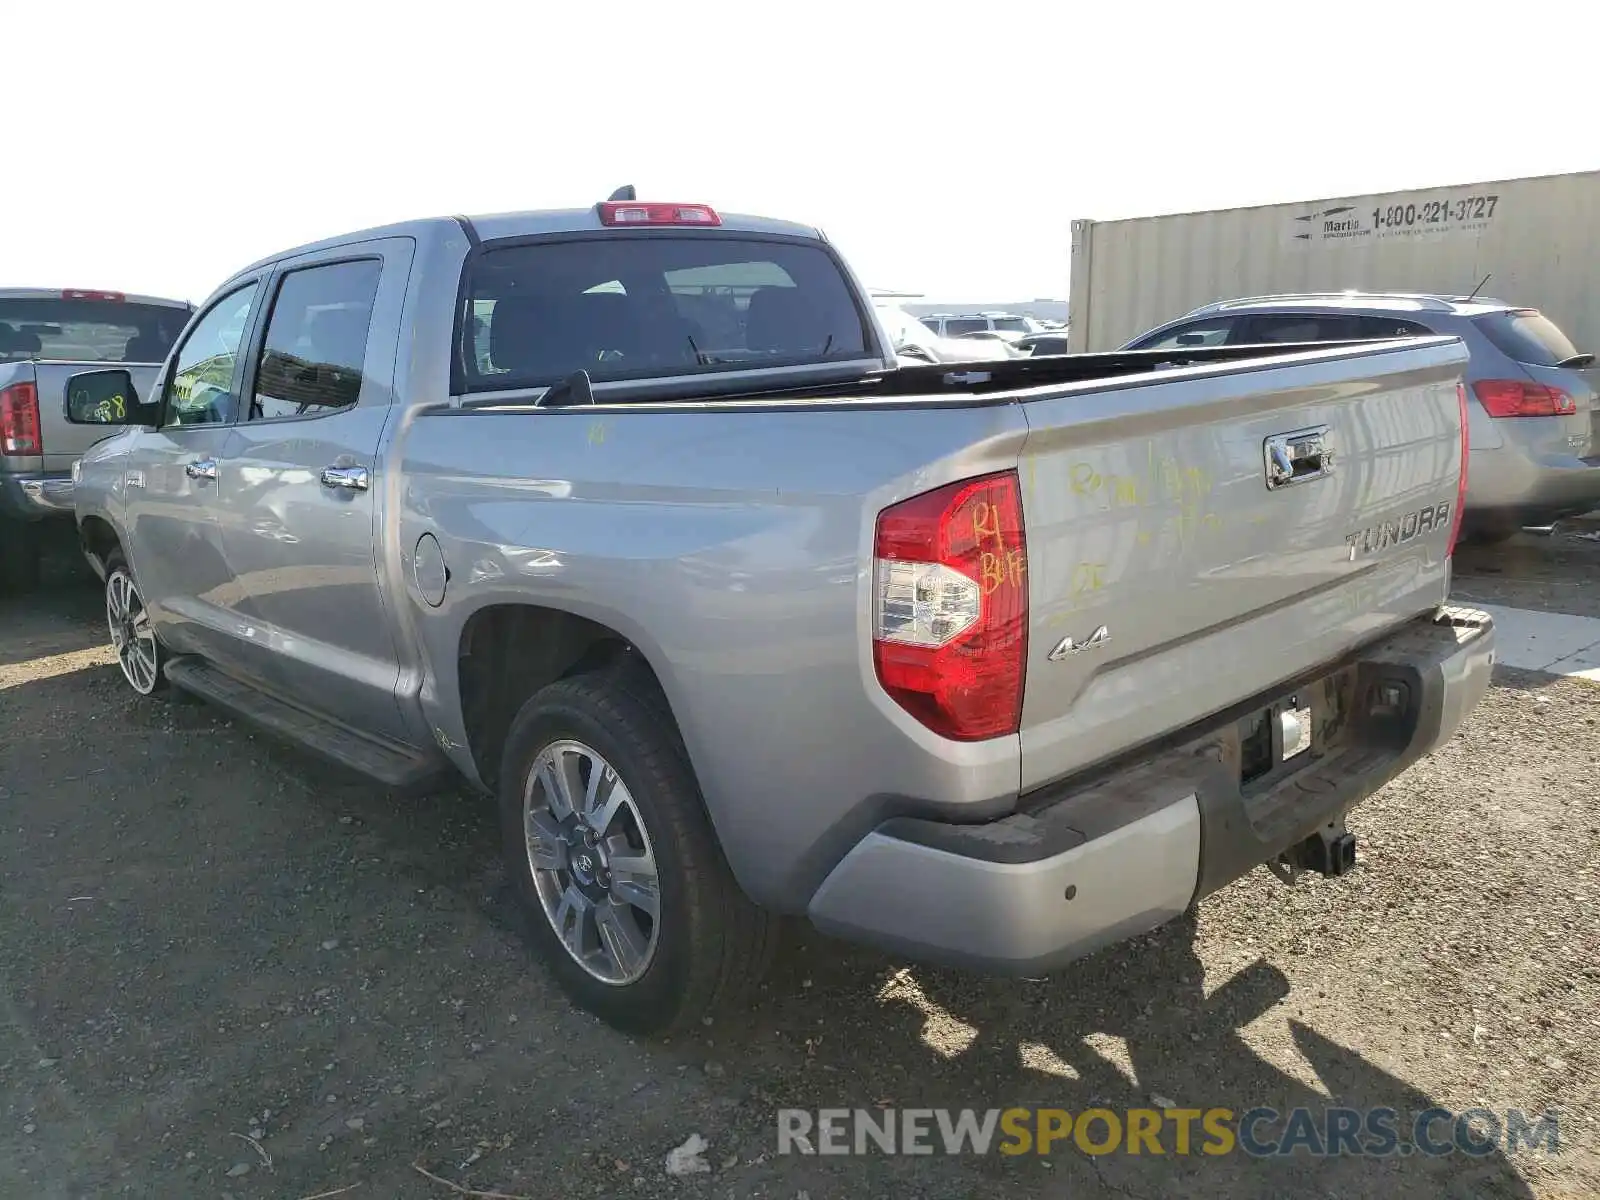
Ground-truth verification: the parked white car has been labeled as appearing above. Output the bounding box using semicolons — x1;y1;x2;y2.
875;304;1014;364
919;311;1048;342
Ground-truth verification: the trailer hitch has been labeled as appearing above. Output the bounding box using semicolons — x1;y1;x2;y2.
1266;818;1358;886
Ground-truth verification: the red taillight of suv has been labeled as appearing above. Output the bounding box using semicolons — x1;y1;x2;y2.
0;382;40;456
1472;379;1576;417
872;470;1028;740
1447;381;1470;557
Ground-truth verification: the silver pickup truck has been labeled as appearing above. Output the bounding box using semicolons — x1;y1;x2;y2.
64;193;1495;1035
0;289;191;591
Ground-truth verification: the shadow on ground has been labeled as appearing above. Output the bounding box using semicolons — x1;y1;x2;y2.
0;530;102;667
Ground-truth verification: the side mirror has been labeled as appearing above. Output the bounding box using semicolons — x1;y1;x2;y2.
65;369;151;426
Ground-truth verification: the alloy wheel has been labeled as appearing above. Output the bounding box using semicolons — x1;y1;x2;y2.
106;568;161;695
523;739;662;985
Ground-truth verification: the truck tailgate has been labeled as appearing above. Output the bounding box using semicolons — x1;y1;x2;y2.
1017;338;1468;792
32;361;165;472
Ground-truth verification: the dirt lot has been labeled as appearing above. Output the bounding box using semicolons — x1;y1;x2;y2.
2;533;1598;1200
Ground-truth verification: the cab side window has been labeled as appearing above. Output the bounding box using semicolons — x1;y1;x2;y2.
1354;316;1434;339
163;283;260;428
1235;314;1364;343
1132;318;1235;350
249;260;382;421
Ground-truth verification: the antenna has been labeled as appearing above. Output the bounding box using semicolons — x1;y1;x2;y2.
607;185;636;202
1463;273;1491;303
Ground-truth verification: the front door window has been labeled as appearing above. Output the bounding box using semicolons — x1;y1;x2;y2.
163;284;260;427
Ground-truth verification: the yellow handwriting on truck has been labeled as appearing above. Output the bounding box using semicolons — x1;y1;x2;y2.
1066;443;1215;511
1071;562;1107;597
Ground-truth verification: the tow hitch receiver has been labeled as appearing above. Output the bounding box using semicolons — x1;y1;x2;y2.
1266;819;1358;885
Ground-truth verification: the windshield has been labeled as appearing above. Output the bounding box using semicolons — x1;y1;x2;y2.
461;235;871;392
0;298;188;363
1474;309;1583;367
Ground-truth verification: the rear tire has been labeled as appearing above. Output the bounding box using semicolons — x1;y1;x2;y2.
0;519;41;595
497;659;775;1036
104;549;168;696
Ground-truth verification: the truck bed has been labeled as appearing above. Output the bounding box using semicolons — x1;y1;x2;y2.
405;335;1470;911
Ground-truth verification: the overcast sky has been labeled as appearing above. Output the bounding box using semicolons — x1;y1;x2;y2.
10;1;1595;304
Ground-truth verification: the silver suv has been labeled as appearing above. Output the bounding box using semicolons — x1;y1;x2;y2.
1122;293;1600;541
920;311;1042;341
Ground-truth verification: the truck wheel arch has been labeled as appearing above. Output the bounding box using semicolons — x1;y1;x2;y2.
79;515;122;578
455;603;690;796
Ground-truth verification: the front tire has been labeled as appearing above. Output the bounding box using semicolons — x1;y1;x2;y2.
498;661;775;1035
104;550;167;695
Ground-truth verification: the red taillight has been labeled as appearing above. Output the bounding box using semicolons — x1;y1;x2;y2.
1472;378;1576;417
597;201;721;227
1447;381;1469;557
872;471;1028;741
0;382;41;456
60;288;125;302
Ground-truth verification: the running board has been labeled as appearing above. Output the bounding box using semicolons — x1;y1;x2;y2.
163;656;449;791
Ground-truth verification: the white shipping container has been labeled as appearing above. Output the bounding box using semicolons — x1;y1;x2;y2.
1067;168;1600;355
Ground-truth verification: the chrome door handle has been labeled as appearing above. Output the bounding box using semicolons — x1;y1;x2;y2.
185;459;218;480
1264;426;1333;489
320;465;369;492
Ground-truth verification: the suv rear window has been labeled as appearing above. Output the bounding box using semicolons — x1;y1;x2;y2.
1474;309;1582;367
942;318;988;336
461;236;870;392
0;298;188;364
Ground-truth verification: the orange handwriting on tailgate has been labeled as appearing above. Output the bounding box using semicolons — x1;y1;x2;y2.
972;501;1027;597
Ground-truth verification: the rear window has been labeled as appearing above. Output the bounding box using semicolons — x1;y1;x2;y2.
461;236;870;392
943;318;989;336
989;317;1030;333
0;297;188;363
1474;310;1582;367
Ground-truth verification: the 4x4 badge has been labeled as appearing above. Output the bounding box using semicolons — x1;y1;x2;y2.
1048;625;1111;660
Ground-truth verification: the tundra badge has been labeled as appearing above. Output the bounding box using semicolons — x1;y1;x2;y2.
1345;501;1452;558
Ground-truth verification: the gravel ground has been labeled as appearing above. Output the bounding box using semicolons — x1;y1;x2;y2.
1453;524;1600;617
1;536;1597;1200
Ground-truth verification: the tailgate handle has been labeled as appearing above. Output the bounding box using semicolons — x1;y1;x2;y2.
1264;426;1333;489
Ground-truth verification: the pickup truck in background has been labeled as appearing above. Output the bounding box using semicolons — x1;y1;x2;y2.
0;289;191;591
63;193;1495;1035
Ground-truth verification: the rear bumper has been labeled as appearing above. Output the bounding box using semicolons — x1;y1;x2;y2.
806;606;1496;974
0;472;75;521
1467;444;1600;524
